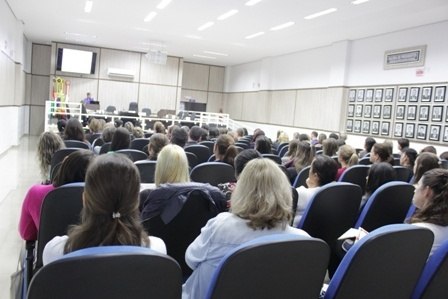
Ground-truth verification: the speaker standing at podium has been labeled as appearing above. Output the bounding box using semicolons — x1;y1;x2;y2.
83;92;94;105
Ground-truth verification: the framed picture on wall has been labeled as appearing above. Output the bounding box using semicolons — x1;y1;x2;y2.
348;105;355;117
357;89;365;102
394;123;403;137
432;106;443;122
434;86;446;102
372;121;380;135
383;105;392;119
407;105;417;120
421;87;432;102
384;88;394;102
409;87;419;102
417;124;427;140
398;87;408;102
405;123;415;138
346;119;353;132
365;89;374;102
364;105;372;118
381;122;390;136
362;121;371;134
429;125;441;141
373;105;382;118
355;105;363;117
374;89;383;102
419;105;430;121
354;120;362;133
396;105;405;119
443;126;448;142
349;89;356;102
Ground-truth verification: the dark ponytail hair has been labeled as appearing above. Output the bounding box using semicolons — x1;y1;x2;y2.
410;168;448;226
215;134;238;166
64;153;148;253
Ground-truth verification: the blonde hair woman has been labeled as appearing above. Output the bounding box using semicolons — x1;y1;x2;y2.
154;144;190;186
336;144;359;180
37;131;65;182
182;159;310;299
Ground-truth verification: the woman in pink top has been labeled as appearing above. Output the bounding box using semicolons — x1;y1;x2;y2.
19;150;94;240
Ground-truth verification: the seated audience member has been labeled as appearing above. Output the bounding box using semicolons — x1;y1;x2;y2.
400;148;418;171
358;137;376;158
114;119;123;128
336;145;359;180
310;131;318;146
361;162;396;208
421;145;437;155
251;129;265;143
282;139;299;164
208;126;220;140
284;141;314;184
214;134;238;167
329;133;339;140
19;150;94;241
185;126;203;146
236;128;245;140
370;143;393;165
440;151;448;161
411;152;440;185
170;126;188;148
182;158;310;299
63;118;89;146
43;154;166;265
298;133;310;142
255;136;272;154
85;118;103;144
292;132;300;140
397;138;410;153
147;133;169;161
166;124;177;141
124;122;135;138
274;131;289;149
409;168;448;255
293;155;339;226
322;138;338;157
314;133;327;150
110;127;131;152
337;132;347;147
37;131;65;183
140;144;227;219
93;123;116;154
153;121;166;134
200;124;209;141
132;126;145;138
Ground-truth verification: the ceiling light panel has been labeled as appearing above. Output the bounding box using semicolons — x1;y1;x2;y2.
217;9;238;21
352;0;369;4
144;12;157;22
193;54;216;59
245;31;265;39
198;22;214;31
304;8;337;20
84;1;93;13
245;0;262;6
270;21;295;31
203;50;228;56
156;0;172;10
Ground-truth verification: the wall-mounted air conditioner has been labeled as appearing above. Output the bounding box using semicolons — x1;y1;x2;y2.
107;67;135;78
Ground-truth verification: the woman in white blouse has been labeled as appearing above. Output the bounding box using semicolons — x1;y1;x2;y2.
43;153;166;265
182;158;310;299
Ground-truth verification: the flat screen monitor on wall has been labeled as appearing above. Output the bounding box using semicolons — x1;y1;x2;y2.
56;48;97;74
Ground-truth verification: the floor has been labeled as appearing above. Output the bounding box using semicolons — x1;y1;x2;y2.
0;136;40;299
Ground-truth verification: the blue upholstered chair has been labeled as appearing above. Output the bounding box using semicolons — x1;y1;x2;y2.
292;165;311;188
115;149;148;162
190;162;236;187
134;160;157;183
338;165;370;194
324;224;434;299
205;234;329;299
27;246;182;299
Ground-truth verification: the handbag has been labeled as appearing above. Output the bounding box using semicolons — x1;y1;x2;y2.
10;246;26;299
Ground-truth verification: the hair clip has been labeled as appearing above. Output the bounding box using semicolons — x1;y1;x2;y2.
112;212;121;219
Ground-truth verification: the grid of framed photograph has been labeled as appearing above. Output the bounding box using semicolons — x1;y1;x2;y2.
345;84;448;143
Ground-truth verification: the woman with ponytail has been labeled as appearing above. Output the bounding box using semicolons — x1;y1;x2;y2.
336;144;359;180
43;153;166;265
214;134;238;167
409;168;448;255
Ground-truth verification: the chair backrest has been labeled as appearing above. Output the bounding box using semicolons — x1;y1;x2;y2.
199;141;215;153
394;166;413;182
234;142;249;149
128;101;138;112
355;181;414;232
87;133;102;144
50;148;80;172
261;154;282;164
440;159;448;170
297;182;362;276
205;234;330;299
292;165;311;188
142;108;152;116
105;105;116;113
208;154;216;162
130;138;149;152
190;162;236;186
277;142;289;152
324;224;434;299
412;240;448;299
185;151;198;169
63;140;90;150
115;149;148;162
393;157;401;166
142;189;219;278
49;162;62;181
358;156;372;165
99;142;111;154
338;165;370;194
184;145;211;164
28;246;182;299
36;183;85;270
91;137;104;149
135;160;157;183
278;145;289;157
